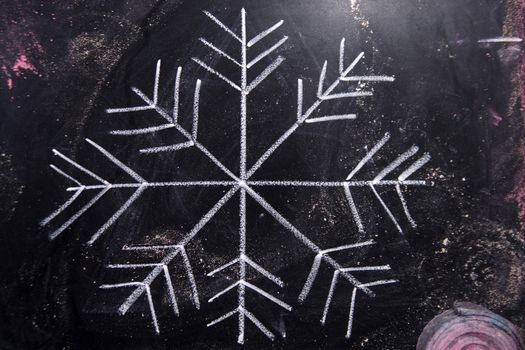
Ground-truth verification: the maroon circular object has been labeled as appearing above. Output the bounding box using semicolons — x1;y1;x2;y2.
417;302;525;350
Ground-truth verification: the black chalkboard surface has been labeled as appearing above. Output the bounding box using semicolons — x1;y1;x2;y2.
1;0;524;349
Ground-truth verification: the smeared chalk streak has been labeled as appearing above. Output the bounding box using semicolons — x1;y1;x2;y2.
247;20;284;47
50;164;81;185
207;308;239;327
243;281;292;311
370;184;403;234
297;79;303;121
203;11;242;43
40;187;84;226
305;114;357;123
341;75;395;82
344;183;364;233
52;149;108;185
192;80;201;140
373;145;418;183
244;309;276;340
173;66;182;123
163;265;179;316
87;185;146;245
347;132;390;180
86;138;145;183
208;281;240;303
317;61;328;98
345;287;357;339
247;36;288;69
207;258;240;276
110;124;175;136
398;153;431;181
199;38;241;66
298;254;322;302
49;187;110;240
321;270;339;324
396;184;417;228
320;91;373;100
478;37;523;43
139;141;194;154
192;58;241;91
243;255;285;287
246;56;285;93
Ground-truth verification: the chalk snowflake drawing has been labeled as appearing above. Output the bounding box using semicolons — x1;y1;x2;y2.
41;9;433;344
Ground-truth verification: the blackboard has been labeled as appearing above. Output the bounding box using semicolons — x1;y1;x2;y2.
1;0;524;348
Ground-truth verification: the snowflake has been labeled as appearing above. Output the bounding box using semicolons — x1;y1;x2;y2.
41;8;432;344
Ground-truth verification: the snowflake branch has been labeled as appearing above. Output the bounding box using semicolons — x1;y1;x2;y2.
246;38;395;179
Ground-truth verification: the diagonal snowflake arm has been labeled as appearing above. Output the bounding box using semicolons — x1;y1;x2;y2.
247;38;395;179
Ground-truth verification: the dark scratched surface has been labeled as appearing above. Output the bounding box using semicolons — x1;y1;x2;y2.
0;0;524;349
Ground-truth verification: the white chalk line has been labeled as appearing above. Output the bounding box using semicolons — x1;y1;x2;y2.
304;114;357;123
246;56;285;94
87;185;146;245
297;79;303;121
207;258;240;276
139;141;194;154
478;37;523;43
248;180;427;187
192;58;241;91
340;75;395;82
399;153;431;181
173;66;182;123
247;20;284;47
110;124;175;136
52;149;109;185
240;11;248;180
243;308;275;340
320;91;373;100
344;183;365;233
162;264;180;315
247;36;288;69
66;181;236;191
369;184;403;234
373;145;418;183
243;254;284;287
199;38;242;67
321;270;339;324
396;184;417;228
86;138;145;183
347;132;391;180
40;187;84;226
48;187;110;240
203;10;242;43
193;80;201;140
50;164;81;185
207;308;239;327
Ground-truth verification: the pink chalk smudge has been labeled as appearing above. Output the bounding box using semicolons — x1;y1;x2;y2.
488;107;503;126
1;53;39;90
